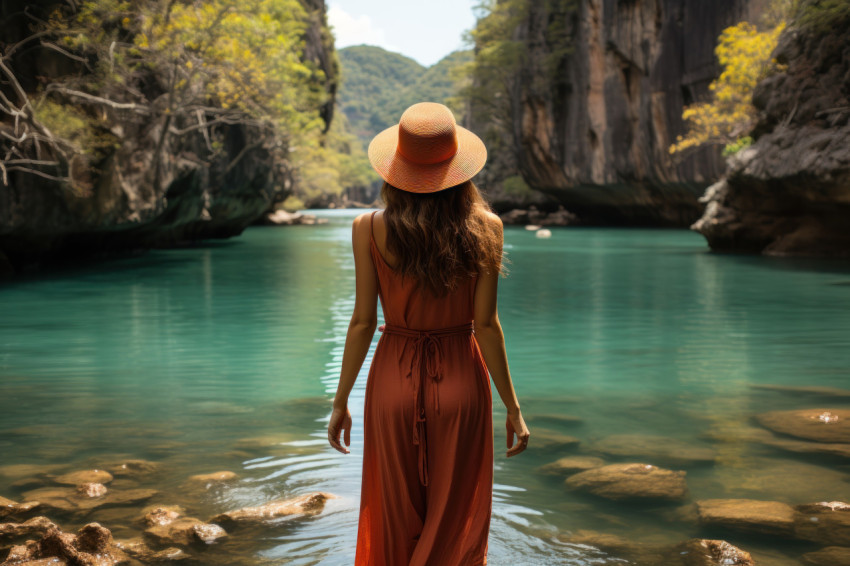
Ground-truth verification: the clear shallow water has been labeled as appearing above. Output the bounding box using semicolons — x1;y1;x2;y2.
2;209;850;565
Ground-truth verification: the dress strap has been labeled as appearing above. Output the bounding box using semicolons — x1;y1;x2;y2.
369;210;377;244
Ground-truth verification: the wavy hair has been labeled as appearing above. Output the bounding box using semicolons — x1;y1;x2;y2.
379;180;507;297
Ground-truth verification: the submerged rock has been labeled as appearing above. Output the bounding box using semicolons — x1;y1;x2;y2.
53;470;114;487
142;506;186;528
696;498;796;536
115;537;190;562
565;462;688;501
187;471;239;485
527;428;581;451
755;408;850;444
0;496;40;520
210;492;336;525
144;517;227;547
801;546;850;566
589;434;716;466
749;384;850;399
76;483;108;498
794;501;850;546
21;487;157;514
539;456;605;476
673;539;755;566
104;459;161;479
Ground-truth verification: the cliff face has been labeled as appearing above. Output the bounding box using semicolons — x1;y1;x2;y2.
0;0;337;275
692;18;850;256
491;0;766;225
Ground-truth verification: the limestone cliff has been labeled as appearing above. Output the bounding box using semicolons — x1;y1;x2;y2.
474;0;766;225
0;0;337;275
692;13;850;257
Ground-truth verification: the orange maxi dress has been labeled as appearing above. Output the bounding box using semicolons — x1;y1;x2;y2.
355;210;493;566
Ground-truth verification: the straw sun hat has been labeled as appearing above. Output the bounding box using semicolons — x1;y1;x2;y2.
367;102;487;193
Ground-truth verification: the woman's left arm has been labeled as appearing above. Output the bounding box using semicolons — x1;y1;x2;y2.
328;212;379;454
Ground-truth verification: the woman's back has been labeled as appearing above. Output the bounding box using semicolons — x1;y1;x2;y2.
368;210;477;330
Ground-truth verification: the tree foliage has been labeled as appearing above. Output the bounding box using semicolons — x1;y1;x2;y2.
1;0;336;201
670;2;791;157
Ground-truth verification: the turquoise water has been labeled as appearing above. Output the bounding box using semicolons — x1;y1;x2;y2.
2;209;850;564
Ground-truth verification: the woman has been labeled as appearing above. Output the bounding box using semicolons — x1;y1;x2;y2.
328;102;529;566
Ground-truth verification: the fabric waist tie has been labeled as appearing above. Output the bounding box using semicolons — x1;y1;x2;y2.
378;321;475;487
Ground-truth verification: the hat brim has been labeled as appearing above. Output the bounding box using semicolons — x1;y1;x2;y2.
368;124;487;193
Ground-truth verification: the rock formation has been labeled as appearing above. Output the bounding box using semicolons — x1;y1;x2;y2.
693;10;850;256
471;0;767;224
0;0;337;275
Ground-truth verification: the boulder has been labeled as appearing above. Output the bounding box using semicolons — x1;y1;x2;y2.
565;463;688;501
755;408;850;444
144;517;227;547
1;523;127;566
210;492;336;525
794;501;850;546
696;498;796;536
589;434;716;466
539;456;604;476
0;516;56;545
801;546;850;566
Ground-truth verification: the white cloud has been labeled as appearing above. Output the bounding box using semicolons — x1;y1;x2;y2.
327;5;397;51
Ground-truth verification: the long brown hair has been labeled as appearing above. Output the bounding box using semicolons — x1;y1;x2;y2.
380;180;507;297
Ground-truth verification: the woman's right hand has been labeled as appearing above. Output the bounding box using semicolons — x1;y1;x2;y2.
506;409;530;457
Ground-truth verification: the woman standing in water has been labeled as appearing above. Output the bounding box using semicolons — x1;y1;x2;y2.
328;102;529;565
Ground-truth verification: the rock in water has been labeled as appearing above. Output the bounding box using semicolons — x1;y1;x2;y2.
696;499;796;536
539;456;605;476
590;434;716;466
187;471;239;485
2;522;128;565
209;492;336;525
53;469;114;486
673;539;755;566
794;501;850;546
565;463;688;501
755;408;850;444
801;546;850;566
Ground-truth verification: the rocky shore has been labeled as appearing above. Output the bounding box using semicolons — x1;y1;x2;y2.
0;459;335;565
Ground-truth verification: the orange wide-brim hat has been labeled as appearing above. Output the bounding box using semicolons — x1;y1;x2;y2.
368;102;487;193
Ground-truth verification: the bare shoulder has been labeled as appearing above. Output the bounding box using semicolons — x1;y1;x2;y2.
482;210;503;232
352;211;374;231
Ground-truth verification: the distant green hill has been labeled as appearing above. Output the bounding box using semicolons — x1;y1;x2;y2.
337;46;471;145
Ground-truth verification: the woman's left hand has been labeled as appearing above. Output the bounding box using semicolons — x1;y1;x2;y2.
328;405;352;454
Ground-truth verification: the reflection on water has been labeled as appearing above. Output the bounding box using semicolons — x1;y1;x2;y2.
2;211;850;565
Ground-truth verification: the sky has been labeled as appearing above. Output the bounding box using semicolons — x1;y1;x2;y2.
326;0;479;67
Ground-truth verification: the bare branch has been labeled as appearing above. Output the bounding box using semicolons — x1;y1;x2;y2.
44;86;150;113
2;158;61;167
4;166;68;183
39;40;89;64
2;29;55;60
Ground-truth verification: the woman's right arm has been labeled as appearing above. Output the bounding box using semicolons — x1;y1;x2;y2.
473;214;530;457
